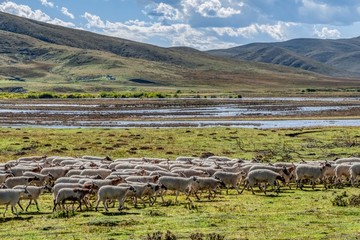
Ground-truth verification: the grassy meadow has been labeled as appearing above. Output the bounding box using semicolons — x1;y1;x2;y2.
0;127;360;239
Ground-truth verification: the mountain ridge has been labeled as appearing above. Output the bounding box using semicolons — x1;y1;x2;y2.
0;11;359;95
207;36;360;77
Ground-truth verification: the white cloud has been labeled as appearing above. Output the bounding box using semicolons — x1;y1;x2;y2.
212;22;298;41
61;7;75;19
314;26;341;39
144;3;183;21
182;0;242;18
82;12;106;28
82;12;236;50
0;1;75;27
39;0;54;8
212;25;258;38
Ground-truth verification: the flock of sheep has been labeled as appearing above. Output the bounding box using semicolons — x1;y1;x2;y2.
0;155;360;218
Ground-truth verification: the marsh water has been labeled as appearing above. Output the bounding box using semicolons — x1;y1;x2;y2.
0;97;359;128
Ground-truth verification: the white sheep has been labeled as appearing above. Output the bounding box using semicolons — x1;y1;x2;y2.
52;183;97;200
149;171;179;177
335;157;360;164
4;176;39;188
125;175;159;184
8;166;41;177
53;188;93;212
54;177;83;184
17;156;47;162
94;185;136;211
240;169;285;195
190;177;225;200
0;188;30;217
158;176;199;203
135;165;168;172
40;167;71;180
65;170;83;177
191;167;220;176
295;163;332;190
335;164;352;186
80;169;113;179
349;164;360;186
213;171;245;194
14;185;51;211
0;173;13;185
118;183;155;207
171;169;209;178
22;172;54;186
249;165;294;188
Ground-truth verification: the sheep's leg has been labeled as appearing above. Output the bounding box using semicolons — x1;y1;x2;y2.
235;184;241;194
12;205;18;217
160;190;166;203
140;197;146;207
17;201;24;211
52;201;57;212
312;179;316;190
298;179;304;190
3;203;9;217
250;184;255;195
263;184;268;195
103;200;109;211
194;191;201;201
323;177;327;190
239;181;248;194
175;191;179;204
34;199;40;212
77;199;82;211
52;199;57;212
94;199;100;211
25;199;33;212
118;197;125;211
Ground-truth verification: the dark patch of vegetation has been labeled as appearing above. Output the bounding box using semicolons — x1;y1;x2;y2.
129;78;157;84
49;210;77;219
146;230;177;240
190;233;226;240
332;192;360;207
87;219;121;227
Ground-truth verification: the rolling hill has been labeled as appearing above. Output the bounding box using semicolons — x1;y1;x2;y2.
0;11;359;96
207;37;360;77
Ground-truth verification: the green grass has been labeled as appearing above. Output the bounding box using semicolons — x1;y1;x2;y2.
0;127;359;162
0;127;360;239
0;187;360;239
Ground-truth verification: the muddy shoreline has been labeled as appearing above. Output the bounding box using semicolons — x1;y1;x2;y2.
0;98;359;128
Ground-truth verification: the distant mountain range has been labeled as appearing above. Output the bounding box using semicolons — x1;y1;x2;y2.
207;37;360;77
0;11;359;95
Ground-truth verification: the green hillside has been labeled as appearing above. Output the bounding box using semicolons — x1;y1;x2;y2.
0;12;359;96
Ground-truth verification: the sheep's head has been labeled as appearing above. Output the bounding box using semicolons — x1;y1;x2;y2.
152;175;160;182
129;186;136;193
43;185;53;192
217;179;226;188
276;175;286;184
159;183;167;190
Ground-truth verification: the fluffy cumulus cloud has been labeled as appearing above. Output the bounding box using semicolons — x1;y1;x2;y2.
144;2;183;21
184;0;242;18
0;1;75;27
61;7;75;19
81;12;235;49
39;0;54;8
313;26;341;39
2;1;360;49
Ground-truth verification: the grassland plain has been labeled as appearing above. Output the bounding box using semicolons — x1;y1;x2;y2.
0;127;360;239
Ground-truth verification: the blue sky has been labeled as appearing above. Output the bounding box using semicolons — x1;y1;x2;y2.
1;0;360;50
